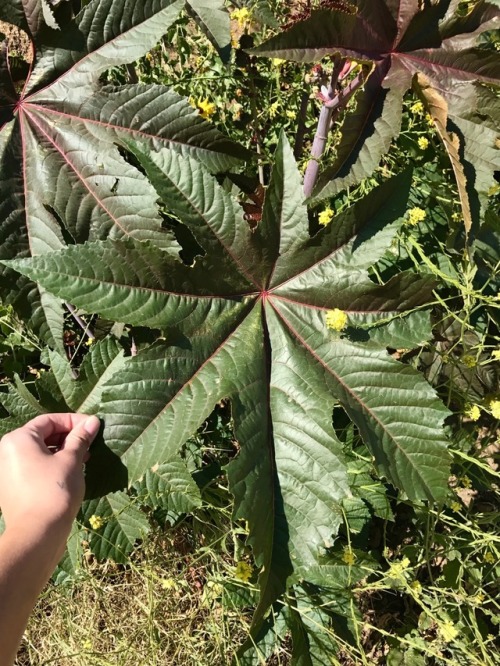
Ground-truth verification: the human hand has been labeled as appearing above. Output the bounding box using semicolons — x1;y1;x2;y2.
0;413;100;532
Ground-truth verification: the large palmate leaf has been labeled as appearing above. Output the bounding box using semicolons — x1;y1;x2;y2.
5;134;451;616
253;0;500;228
0;0;250;343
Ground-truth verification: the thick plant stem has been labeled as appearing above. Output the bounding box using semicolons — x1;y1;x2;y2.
303;57;344;197
303;61;365;197
126;63;139;84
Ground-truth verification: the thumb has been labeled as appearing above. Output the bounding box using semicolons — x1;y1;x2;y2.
63;415;101;460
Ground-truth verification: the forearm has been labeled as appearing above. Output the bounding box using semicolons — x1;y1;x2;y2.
0;520;71;666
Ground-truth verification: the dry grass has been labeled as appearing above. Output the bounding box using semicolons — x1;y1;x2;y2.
15;527;257;666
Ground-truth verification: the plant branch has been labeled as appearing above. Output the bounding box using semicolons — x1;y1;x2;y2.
303;60;366;197
65;302;95;340
125;63;139;84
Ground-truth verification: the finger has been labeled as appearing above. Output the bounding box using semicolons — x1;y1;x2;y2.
24;413;90;444
61;416;101;462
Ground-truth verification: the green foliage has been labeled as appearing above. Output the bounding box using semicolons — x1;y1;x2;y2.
253;0;500;230
1;0;499;663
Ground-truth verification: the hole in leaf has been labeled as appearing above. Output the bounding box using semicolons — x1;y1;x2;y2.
43;204;75;245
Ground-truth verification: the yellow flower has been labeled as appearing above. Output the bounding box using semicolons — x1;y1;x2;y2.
145;52;153;63
286;110;296;120
483;551;496;564
388;557;411;579
489;399;500;419
342;546;356;566
461;354;477;368
89;515;104;530
472;592;485;605
410;580;422;596
407;207;426;225
190;98;216;120
491;350;500;361
325;308;348;332
160;577;178;590
464;404;481;421
458;475;472;489
269;101;279;118
234;561;253;582
82;638;93;650
439;621;458;642
230;7;252;29
449;501;462;513
410;101;424;114
272;58;286;67
318;207;334;227
417;136;429;150
85;337;95;347
426;113;434;126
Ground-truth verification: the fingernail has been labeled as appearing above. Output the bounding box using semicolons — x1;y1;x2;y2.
84;416;101;439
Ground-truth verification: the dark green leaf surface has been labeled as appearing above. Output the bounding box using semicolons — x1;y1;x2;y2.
82;491;150;563
253;1;500;219
0;0;250;341
5;135;451;611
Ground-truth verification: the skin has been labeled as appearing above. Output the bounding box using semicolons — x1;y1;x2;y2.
0;413;100;666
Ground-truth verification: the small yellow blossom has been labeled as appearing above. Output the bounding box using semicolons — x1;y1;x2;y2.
426;113;434;127
458;475;472;489
145;52;154;63
272;58;286;67
326;308;348;332
82;638;93;650
461;354;477;368
388;557;411;579
342;546;356;566
407;207;427;226
318;207;334;226
417;136;429;150
483;551;495;564
489;399;500;419
190;98;216;120
230;7;252;29
472;592;485;605
85;337;95;347
491;349;500;361
449;501;462;513
410;101;424;114
234;560;253;582
464;404;481;421
89;515;104;530
439;621;458;642
286;110;297;120
268;101;279;118
160;577;178;590
410;580;422;596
